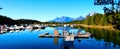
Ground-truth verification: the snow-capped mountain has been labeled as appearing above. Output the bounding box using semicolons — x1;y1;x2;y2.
73;16;85;20
49;16;73;22
49;16;85;22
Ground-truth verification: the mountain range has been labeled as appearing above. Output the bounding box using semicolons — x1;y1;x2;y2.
49;16;85;22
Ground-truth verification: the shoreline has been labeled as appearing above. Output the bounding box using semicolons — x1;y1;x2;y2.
78;24;114;30
48;24;114;30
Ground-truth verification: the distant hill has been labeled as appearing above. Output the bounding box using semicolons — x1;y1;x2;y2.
0;15;16;25
16;19;41;24
0;15;41;25
49;16;85;22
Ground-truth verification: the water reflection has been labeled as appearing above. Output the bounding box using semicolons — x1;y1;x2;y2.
54;37;58;44
60;39;74;49
53;37;75;49
1;26;120;49
55;26;73;31
47;26;90;49
54;26;120;49
79;27;120;48
0;39;1;43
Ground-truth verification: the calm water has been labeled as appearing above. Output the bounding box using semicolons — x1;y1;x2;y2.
0;27;120;49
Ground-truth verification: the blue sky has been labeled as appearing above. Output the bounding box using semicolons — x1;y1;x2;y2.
0;0;104;22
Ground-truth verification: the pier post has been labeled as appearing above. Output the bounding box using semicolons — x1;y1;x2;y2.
54;30;59;36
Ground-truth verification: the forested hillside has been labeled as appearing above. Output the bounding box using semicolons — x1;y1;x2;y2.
0;15;41;25
67;12;120;30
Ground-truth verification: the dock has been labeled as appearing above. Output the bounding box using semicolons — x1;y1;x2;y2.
39;34;90;38
39;32;65;38
39;30;91;41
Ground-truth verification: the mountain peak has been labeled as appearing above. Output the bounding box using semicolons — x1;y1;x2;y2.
48;16;85;22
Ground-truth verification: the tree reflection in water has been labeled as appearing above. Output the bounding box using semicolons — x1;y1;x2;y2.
80;27;120;49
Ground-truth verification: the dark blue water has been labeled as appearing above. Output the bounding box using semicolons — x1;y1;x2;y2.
0;27;120;49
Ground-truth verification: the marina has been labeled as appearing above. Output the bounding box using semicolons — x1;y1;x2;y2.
0;0;120;49
0;26;120;49
0;24;46;33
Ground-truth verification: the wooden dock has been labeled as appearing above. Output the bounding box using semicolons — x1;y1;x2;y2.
39;30;91;41
39;32;64;38
39;35;90;38
39;33;91;38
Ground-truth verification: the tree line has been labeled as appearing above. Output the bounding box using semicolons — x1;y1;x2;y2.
1;11;120;30
66;12;120;30
0;15;41;25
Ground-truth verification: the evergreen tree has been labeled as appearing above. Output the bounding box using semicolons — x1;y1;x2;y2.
100;15;109;26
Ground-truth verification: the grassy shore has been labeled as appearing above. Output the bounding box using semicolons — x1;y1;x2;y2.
78;24;114;30
47;24;115;30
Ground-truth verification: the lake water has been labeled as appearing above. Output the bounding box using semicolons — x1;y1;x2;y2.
0;27;120;49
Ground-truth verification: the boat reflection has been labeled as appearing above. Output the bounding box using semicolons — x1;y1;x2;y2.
59;39;74;49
